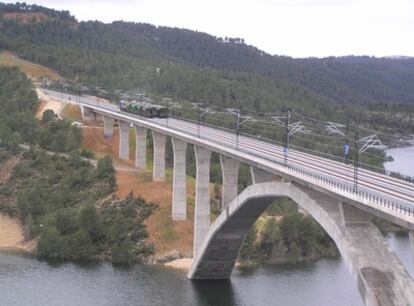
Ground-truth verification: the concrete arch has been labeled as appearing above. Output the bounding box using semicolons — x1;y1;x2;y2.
188;182;414;306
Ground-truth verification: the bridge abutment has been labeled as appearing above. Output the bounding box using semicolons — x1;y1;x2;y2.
220;156;239;210
250;166;272;184
152;131;166;182
194;146;212;256
118;121;130;160
172;138;187;220
103;116;114;138
135;126;147;169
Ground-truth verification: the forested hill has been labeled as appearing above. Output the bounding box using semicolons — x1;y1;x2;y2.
122;23;414;106
1;3;414;119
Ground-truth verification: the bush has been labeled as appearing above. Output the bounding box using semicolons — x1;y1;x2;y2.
79;148;94;158
96;156;116;191
80;205;104;242
260;218;280;257
96;156;115;179
111;240;135;264
287;242;302;264
240;224;258;260
266;198;298;216
42;110;57;124
37;227;63;258
68;229;96;260
56;209;79;235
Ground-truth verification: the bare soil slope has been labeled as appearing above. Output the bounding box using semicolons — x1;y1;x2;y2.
0;157;36;252
0;51;61;81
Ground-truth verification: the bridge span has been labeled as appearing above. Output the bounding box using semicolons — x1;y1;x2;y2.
42;89;414;306
189;182;414;305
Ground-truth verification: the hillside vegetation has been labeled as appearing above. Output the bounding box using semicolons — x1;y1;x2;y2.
0;51;61;80
0;66;156;263
1;2;413;130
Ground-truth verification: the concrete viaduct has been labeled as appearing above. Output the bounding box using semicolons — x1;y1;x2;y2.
45;89;414;306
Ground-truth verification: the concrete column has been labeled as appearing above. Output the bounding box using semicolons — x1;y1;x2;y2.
135;126;147;169
194;146;212;257
220;155;239;210
152;131;166;182
172;138;187;220
103;115;114;138
118;120;130;160
409;231;414;263
250;166;273;184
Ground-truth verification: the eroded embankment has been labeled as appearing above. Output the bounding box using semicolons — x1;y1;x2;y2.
0;214;35;252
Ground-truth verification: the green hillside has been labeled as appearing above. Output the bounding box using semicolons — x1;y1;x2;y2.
0;3;413;142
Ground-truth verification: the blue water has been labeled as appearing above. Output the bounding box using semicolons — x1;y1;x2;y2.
385;144;414;177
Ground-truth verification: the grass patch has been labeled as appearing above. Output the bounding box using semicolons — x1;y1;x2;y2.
61;104;82;122
0;51;61;81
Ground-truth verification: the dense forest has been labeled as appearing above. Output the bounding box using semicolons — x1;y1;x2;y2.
0;2;413;130
0;66;156;263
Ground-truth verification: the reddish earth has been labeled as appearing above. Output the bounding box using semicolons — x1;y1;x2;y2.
3;12;49;23
0;156;20;184
61;104;82;122
0;157;36;252
0;52;61;81
81;125;195;256
116;171;195;255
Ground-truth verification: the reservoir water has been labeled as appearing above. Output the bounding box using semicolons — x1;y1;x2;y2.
384;144;414;177
0;146;413;306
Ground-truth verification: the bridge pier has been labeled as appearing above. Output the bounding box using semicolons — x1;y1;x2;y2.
135;126;147;169
152;131;166;182
103;116;114;138
250;166;272;184
409;231;414;262
194;146;212;256
172;138;187;220
220;156;239;210
118;121;130;160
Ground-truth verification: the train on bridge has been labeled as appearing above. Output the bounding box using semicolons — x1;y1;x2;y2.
119;100;168;118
